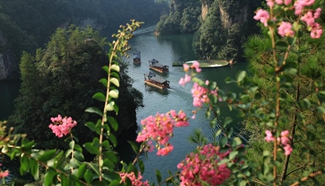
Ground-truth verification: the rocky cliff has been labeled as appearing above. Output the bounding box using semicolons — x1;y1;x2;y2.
0;30;18;80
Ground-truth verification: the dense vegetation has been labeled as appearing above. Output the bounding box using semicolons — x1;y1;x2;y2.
0;0;168;78
8;26;143;150
242;1;325;183
155;0;262;61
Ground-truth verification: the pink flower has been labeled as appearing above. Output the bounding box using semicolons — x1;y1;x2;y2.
0;170;9;179
137;110;189;156
310;23;323;38
254;9;270;27
265;130;275;142
183;63;190;72
266;0;274;7
314;8;322;18
283;145;293;155
157;145;174;156
275;0;283;4
179;74;191;86
191;61;201;73
178;144;231;185
278;22;294;37
119;171;149;186
49;115;77;138
284;0;292;5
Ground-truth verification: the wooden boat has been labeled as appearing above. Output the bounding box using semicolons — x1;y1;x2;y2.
144;72;170;89
133;51;141;64
149;58;169;73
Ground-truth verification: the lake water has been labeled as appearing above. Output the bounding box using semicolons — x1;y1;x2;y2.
0;30;247;183
126;32;247;182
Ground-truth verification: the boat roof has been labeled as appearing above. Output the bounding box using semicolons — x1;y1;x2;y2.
151;63;168;68
150;76;169;84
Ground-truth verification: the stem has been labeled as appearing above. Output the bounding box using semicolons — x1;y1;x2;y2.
290;171;322;186
98;38;121;181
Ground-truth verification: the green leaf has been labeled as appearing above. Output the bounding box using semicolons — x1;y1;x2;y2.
109;89;119;98
99;78;108;87
110;77;120;87
106;101;115;111
92;92;106;102
128;141;139;153
155;169;162;183
30;159;39;180
237;71;246;82
37;149;57;162
85;107;103;117
110;64;120;72
108;134;117;147
229;151;238;160
85;121;100;134
69;140;75;149
219;136;228;147
44;168;57;186
108;180;121;186
20;155;29;175
77;163;87;178
275;41;288;51
84;169;94;184
104;151;118;163
231;137;242;147
108;116;118;131
103;66;109;73
84;143;100;155
138;159;145;173
70;158;80;168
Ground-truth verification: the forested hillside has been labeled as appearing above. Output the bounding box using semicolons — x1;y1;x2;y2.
0;0;168;80
155;0;262;61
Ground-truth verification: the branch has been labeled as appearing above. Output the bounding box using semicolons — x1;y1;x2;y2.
290;171;322;186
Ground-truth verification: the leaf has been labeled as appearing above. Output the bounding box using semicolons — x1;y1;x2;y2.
108;116;118;131
20;155;29;175
128;141;139;153
84;143;100;155
85;107;103;117
30;159;39;180
229;151;238;160
44;168;57;186
106;101;115;111
138;159;145;173
155;169;162;183
84;169;94;184
99;78;108;87
108;134;117;147
109;89;119;98
231;137;242;147
37;149;57;162
102;65;109;73
69;140;75;149
92;92;106;102
110;78;120;87
77;163;87;178
275;41;288;51
237;71;246;82
110;64;120;72
70;158;80;168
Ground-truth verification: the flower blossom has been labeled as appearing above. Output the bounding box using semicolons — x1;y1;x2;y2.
136;110;189;156
119;171;149;186
278;22;294;37
254;9;270;26
48;115;77;138
177;144;231;186
191;82;219;107
264;130;293;156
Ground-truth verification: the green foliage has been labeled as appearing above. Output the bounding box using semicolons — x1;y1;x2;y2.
156;0;201;35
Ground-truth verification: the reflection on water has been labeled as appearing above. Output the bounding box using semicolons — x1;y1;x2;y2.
144;85;169;96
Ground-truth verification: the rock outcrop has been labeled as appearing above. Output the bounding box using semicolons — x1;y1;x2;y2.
0;31;18;80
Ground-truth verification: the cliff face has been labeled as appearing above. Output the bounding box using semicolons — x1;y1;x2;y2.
0;31;18;80
193;0;261;60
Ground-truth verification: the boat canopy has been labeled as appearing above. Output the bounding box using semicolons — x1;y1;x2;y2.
150;77;169;84
151;63;167;68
